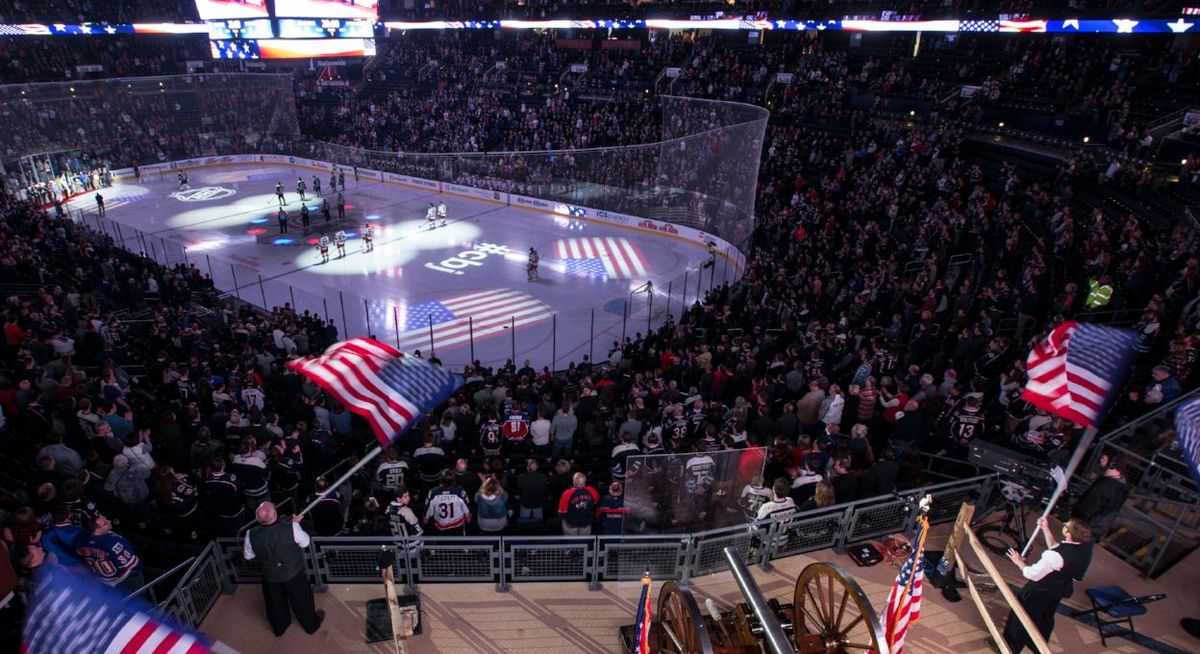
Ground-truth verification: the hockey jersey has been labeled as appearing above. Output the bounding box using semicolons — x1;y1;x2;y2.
425;489;470;531
479;420;504;452
502;413;529;443
77;531;141;585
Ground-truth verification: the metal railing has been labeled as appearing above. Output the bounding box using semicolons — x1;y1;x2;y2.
155;473;996;630
1074;387;1200;577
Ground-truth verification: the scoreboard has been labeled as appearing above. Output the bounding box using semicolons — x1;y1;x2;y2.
197;0;377;59
277;18;375;39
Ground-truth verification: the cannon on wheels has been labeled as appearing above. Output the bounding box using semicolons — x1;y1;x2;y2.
619;561;887;653
786;562;888;653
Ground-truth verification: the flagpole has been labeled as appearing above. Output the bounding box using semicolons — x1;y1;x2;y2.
296;445;385;518
1020;424;1098;556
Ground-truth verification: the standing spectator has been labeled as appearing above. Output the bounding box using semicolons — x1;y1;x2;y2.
516;458;549;528
202;457;244;536
425;471;470;536
596;482;627;535
1071;454;1129;569
305;477;345;537
41;506;85;570
385;485;422;540
76;513;144;594
558;472;599;536
232;439;271;514
819;384;845;431
104;452;152;519
243;502;324;637
474;477;508;534
37;432;83;477
529;410;552;458
550;404;577;457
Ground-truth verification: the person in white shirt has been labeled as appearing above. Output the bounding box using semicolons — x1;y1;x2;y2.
529;410;552;456
1002;517;1091;652
425;204;437;228
755;479;797;523
437;201;447;227
362;223;374;252
243;502;324;636
740;475;773;520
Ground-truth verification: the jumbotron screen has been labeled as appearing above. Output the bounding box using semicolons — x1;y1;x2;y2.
210;38;376;59
274;0;379;20
193;0;269;21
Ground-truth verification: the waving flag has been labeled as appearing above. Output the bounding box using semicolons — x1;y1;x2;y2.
1174;397;1200;489
553;237;648;279
24;565;219;654
287;338;461;446
632;573;653;654
881;514;928;654
1022;321;1137;427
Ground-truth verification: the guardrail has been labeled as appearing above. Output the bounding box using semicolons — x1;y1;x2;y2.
154;473;995;629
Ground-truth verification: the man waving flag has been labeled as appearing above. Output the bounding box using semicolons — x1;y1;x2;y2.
287;338;462;516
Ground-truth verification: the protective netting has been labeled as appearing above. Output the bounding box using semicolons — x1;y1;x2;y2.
0;74;298;166
294;95;767;255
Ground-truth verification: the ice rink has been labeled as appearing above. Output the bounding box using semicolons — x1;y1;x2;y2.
70;163;740;369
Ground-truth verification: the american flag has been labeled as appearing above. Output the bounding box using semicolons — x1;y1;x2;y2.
1022;321;1137;427
999;19;1048;32
553;237;648;279
24;566;215;654
1173;397;1200;489
287;338;461;446
958;20;999;32
631;573;653;654
881;515;928;653
398;289;552;351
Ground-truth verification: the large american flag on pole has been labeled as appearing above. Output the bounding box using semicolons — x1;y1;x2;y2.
24;566;217;654
1173;397;1200;490
1022;321;1137;427
287;338;461;446
881;514;928;654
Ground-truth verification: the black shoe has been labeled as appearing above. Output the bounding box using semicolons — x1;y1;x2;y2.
306;609;326;634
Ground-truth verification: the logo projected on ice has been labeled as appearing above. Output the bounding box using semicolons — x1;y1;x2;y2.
170;186;236;202
425;242;509;276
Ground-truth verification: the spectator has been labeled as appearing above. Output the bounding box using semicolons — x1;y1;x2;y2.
798;482;836;512
76;513;144;594
596;482;627;535
515;458;549;528
474;477;508;534
558;472;599;536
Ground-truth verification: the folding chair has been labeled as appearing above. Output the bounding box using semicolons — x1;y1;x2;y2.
1074;585;1165;646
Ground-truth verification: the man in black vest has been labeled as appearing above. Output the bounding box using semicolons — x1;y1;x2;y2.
243;501;324;637
1002;516;1091;652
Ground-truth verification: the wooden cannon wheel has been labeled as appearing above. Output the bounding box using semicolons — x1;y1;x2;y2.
792;562;888;654
656;581;715;654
